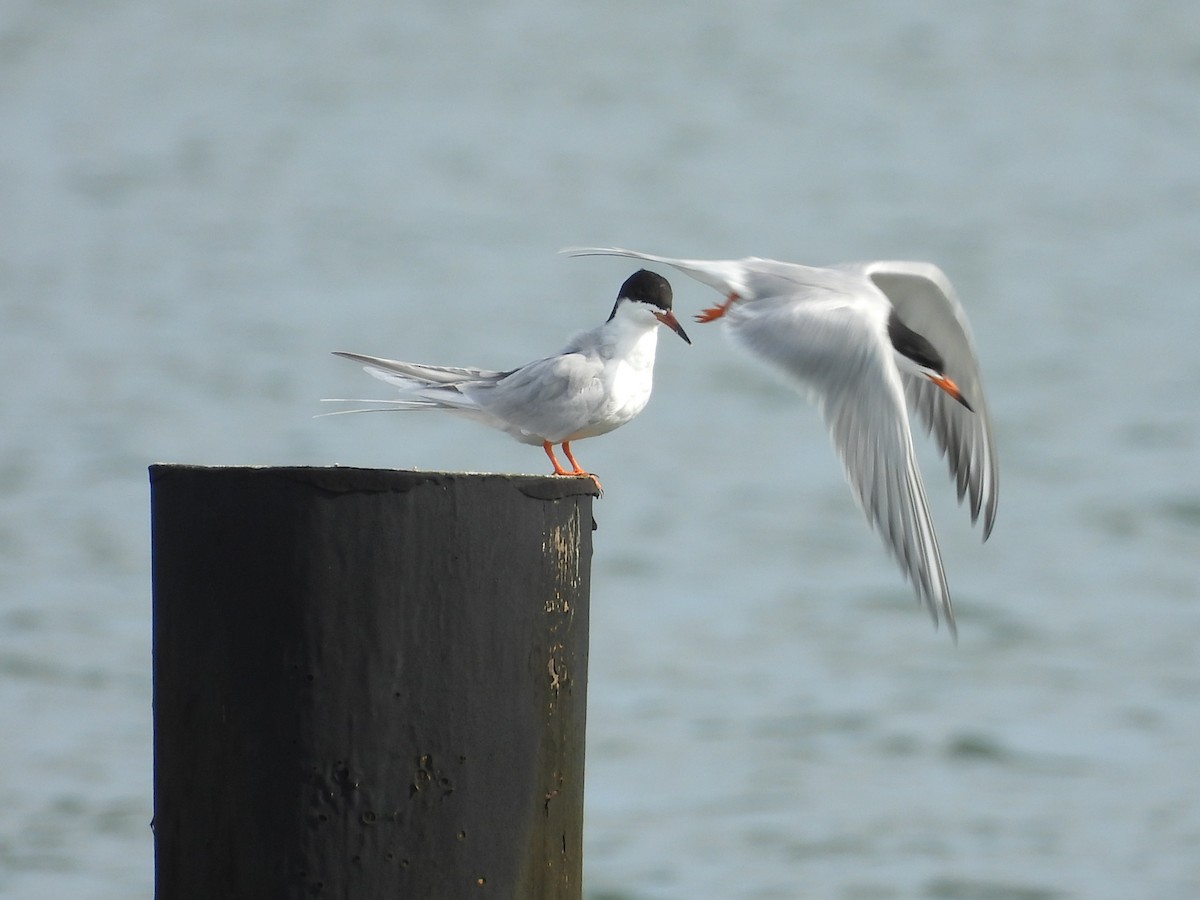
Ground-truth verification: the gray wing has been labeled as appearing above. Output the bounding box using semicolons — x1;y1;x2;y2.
461;351;608;443
731;299;956;635
854;262;998;538
324;351;507;419
562;246;827;301
331;349;607;443
332;351;506;387
824;367;953;635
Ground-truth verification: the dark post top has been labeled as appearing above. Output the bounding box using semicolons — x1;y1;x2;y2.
150;465;594;899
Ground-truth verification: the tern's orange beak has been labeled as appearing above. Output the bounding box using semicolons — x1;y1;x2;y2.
928;372;974;411
655;310;692;344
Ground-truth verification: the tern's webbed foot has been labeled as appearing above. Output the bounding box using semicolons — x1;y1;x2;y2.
695;291;739;323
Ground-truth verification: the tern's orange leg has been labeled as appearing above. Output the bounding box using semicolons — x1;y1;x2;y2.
561;442;603;495
695;291;739;323
542;441;571;476
560;442;586;475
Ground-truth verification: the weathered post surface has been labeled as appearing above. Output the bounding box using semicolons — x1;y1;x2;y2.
150;465;594;899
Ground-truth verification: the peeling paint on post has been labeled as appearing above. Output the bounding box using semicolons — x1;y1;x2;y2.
150;465;595;899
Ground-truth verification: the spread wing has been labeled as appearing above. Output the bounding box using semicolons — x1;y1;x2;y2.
562;246;824;302
730;297;956;635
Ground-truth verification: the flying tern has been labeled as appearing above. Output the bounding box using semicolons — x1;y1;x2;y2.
566;247;997;636
324;269;690;491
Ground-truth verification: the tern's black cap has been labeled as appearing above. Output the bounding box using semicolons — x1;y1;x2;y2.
887;309;944;372
617;269;673;311
608;269;690;344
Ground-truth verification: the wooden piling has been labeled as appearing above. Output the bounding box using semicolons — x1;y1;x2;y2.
149;465;595;899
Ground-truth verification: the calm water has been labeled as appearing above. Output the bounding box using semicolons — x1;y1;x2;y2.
3;1;1199;897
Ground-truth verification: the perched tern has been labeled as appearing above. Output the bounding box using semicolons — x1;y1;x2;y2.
566;247;997;636
323;269;690;491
